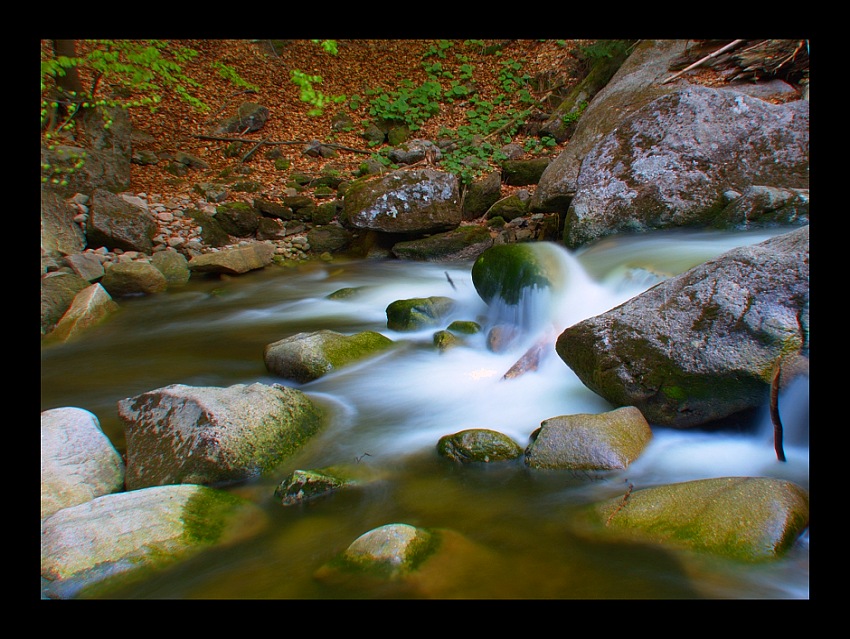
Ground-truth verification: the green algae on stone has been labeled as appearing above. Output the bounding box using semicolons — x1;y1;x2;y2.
447;320;481;335
386;296;456;331
318;523;441;581
264;329;395;383
587;476;809;562
274;464;387;506
437;429;523;463
471;243;566;306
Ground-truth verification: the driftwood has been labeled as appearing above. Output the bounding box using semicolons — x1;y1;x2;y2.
661;40;745;84
770;362;787;463
502;329;557;380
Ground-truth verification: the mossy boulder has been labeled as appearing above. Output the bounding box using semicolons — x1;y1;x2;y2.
447;320;481;335
471;242;566;306
432;329;461;352
214;201;260;237
41;484;266;598
583;477;809;562
437;429;523;463
264;329;395;383
386;296;456;331
525;406;652;471
119;382;324;490
101;261;169;297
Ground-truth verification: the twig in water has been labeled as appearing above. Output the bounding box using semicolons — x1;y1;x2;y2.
355;452;372;463
770;362;787;462
445;271;456;290
606;480;634;526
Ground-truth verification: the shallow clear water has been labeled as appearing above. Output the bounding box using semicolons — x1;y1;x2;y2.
40;229;809;599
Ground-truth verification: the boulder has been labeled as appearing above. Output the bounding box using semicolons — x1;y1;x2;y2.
471;242;567;306
150;249;191;286
41;271;89;335
500;158;550;186
386;296;455;331
437;429;523;463
556;226;809;427
101;261;168;297
46;283;119;343
585;477;809;562
562;84;809;247
41;187;85;257
119;382;324;489
63;252;105;282
85;188;158;253
264;330;395;383
41;484;265;598
461;170;502;220
391;225;493;261
524;406;653;471
214;201;260;237
41;407;125;519
720;186;809;229
188;242;275;275
531;39;690;213
342;169;461;234
307;225;355;253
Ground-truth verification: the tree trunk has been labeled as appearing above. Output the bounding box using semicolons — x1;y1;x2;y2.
45;39;85;132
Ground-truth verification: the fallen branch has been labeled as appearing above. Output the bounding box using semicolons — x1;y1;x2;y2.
770;361;786;462
661;39;746;84
241;136;269;163
190;134;374;155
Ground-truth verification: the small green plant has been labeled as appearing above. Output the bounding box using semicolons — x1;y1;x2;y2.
211;61;260;92
561;100;589;125
290;69;346;116
366;79;442;130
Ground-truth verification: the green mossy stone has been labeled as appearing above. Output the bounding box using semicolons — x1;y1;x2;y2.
471;243;566;306
386;296;456;331
437;429;523;463
587;477;810;562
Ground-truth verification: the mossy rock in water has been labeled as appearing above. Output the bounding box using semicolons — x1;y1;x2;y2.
264;329;395;383
433;329;462;352
386;296;455;331
437;429;523;463
471;243;566;306
585;477;809;562
447;320;481;335
274;464;386;506
525;406;653;472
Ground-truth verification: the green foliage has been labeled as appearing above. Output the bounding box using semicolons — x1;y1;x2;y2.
365;79;442;130
290;69;346;116
561;100;589;125
579;39;635;61
211;61;260;91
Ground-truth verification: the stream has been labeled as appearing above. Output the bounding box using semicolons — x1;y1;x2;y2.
40;228;809;599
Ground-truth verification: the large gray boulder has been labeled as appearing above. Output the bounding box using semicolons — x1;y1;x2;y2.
41;407;125;519
85;188;158;253
562;84;809;248
119;382;324;490
264;330;395;384
583;477;809;562
342;169;461;235
556;226;809;428
532;39;688;213
41;484;265;599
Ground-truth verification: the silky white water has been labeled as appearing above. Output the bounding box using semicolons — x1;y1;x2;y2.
40;228;809;599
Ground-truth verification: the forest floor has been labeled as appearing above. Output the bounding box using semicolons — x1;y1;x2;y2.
102;39;595;201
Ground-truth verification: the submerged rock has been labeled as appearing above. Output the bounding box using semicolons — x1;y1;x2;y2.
41;484;265;598
264;329;395;383
584;476;809;562
525;406;653;471
437;429;523;463
274;464;386;506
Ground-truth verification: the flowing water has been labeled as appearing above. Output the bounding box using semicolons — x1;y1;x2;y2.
40;229;809;599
